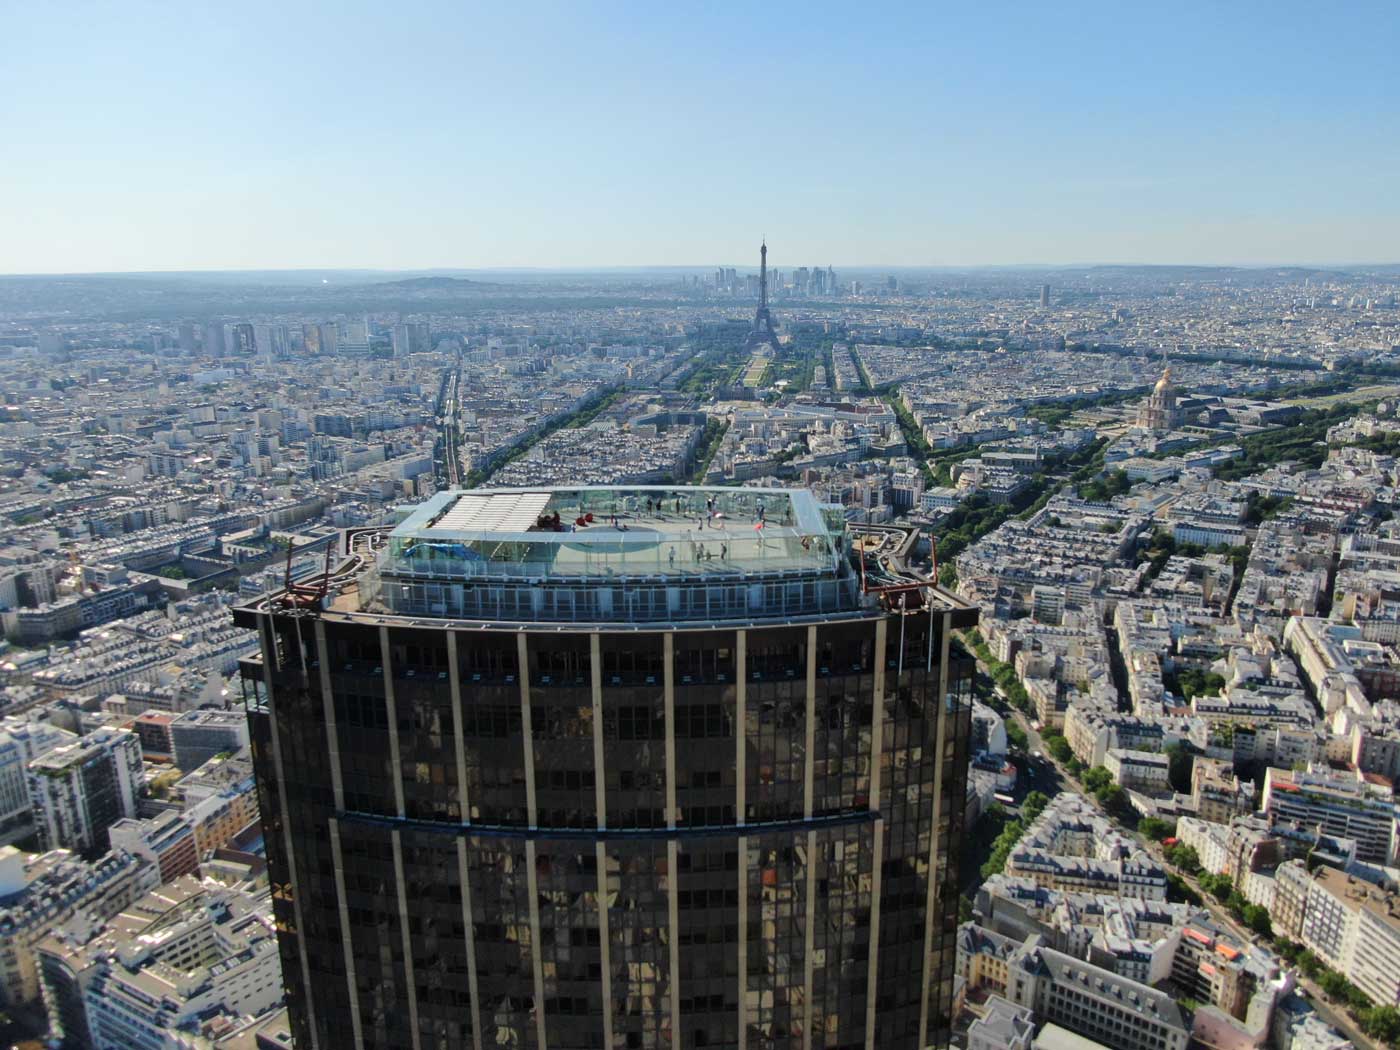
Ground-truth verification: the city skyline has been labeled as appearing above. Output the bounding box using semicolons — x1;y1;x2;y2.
1;232;1398;1048
4;3;1400;1047
4;2;1400;273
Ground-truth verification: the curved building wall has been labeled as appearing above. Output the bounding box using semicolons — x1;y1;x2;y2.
240;608;972;1050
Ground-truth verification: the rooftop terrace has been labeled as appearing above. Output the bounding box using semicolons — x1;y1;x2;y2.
236;487;977;630
359;486;858;625
387;486;843;579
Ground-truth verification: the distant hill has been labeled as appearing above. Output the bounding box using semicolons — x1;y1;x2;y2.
362;276;500;291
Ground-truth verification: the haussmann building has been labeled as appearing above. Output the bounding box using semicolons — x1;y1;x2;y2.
235;485;976;1050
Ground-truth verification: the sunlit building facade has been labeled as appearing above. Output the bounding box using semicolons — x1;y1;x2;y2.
237;486;975;1050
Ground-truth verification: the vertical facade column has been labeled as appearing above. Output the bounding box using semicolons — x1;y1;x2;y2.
590;633;607;826
917;611;954;1049
737;834;749;1050
446;633;472;824
864;616;889;1050
802;625;818;1050
863;818;885;1050
803;828;817;1050
258;614;320;1050
526;838;548;1050
315;620;364;1049
869;618;888;813
456;838;484;1050
735;630;748;1050
327;819;365;1050
663;632;681;1047
517;634;538;829
664;632;678;829
735;630;747;828
803;624;817;820
446;633;483;1050
590;633;615;1050
594;840;614;1050
392;829;423;1050
378;626;406;819
517;634;547;1048
314;620;346;812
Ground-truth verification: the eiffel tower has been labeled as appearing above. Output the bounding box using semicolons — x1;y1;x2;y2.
746;239;778;349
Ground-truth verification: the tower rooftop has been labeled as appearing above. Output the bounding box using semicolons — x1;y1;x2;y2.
383;485;842;584
236;486;976;630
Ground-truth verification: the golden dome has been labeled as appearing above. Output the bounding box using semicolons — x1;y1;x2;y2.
1154;366;1173;394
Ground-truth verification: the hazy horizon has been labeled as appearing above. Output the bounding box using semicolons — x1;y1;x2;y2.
5;259;1400;281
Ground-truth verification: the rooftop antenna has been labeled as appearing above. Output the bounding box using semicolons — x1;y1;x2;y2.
282;540;294;594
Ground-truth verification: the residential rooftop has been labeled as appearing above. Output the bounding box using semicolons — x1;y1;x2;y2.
1312;864;1400;933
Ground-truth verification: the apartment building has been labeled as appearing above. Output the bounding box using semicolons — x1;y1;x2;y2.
107;810;200;883
1261;766;1397;864
36;875;283;1049
169;709;249;773
0;718;75;845
0;845;157;1008
1103;748;1170;793
27;728;143;857
1005;941;1190;1050
1296;866;1400;1006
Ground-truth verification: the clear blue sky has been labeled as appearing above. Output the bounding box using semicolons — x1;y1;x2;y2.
3;1;1398;273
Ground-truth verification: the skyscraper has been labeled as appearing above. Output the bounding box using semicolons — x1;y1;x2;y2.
253;323;289;360
228;323;256;355
318;321;340;355
338;318;371;354
236;485;975;1050
1039;283;1050;308
203;322;226;357
393;322;431;358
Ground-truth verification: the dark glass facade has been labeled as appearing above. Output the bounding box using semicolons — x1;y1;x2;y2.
237;603;974;1050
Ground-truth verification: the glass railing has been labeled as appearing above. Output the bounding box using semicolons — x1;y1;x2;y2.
381;529;841;581
370;573;864;624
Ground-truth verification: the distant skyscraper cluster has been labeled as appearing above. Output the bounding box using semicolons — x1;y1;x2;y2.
791;263;840;296
703;260;839;298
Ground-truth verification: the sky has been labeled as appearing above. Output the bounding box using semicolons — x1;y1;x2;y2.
2;1;1399;274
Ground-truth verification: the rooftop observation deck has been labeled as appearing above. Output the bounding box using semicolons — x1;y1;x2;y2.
239;486;976;630
384;486;845;579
